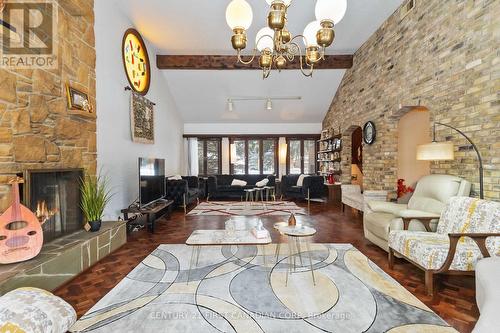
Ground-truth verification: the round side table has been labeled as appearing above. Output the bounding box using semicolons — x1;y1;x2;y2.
279;225;317;286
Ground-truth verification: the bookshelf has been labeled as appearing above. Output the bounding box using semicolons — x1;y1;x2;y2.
317;130;342;177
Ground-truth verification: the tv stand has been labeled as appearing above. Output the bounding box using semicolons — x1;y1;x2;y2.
121;199;174;233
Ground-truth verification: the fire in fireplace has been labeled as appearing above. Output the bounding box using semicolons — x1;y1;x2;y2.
23;169;84;243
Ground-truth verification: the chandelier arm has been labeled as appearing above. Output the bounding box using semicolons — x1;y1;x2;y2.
290;41;314;77
237;49;258;65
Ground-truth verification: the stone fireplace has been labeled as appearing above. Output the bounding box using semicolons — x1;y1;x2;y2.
24;169;84;243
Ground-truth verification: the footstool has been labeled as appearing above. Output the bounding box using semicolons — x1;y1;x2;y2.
473;256;500;333
0;287;76;333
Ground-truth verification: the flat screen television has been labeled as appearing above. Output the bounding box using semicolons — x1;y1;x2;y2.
139;157;166;207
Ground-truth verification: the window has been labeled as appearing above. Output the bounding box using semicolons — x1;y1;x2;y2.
198;138;221;176
231;138;278;175
287;138;318;174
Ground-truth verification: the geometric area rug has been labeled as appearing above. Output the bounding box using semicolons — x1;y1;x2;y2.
187;201;307;216
71;244;457;332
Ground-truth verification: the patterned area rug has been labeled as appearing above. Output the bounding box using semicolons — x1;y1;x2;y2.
71;244;457;333
187;201;307;216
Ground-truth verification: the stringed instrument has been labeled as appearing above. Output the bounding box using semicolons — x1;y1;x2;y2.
0;177;43;264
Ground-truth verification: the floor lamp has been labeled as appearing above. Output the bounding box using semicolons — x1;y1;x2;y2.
416;122;484;199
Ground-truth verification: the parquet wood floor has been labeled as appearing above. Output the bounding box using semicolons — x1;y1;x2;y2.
54;201;479;333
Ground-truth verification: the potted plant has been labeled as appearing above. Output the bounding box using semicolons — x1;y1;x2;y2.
80;173;113;232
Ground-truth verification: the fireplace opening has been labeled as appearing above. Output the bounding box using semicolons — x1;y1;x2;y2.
24;169;84;243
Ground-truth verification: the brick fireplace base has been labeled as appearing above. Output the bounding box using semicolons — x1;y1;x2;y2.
0;221;126;294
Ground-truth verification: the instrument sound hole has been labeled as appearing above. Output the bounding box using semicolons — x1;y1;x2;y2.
6;221;28;230
27;231;37;236
0;236;6;240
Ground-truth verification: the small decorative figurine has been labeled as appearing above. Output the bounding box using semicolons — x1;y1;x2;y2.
288;213;296;226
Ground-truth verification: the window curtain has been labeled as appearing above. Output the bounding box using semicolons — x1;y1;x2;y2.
184;138;199;176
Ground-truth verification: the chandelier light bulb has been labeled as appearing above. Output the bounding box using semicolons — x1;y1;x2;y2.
315;0;347;25
266;0;292;6
266;99;273;110
303;20;321;47
226;0;253;30
256;27;275;51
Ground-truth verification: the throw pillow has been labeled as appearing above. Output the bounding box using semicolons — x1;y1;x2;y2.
231;179;247;186
168;175;182;180
297;174;310;187
256;178;269;187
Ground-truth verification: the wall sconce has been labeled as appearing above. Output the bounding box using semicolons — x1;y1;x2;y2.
230;143;236;164
279;143;287;164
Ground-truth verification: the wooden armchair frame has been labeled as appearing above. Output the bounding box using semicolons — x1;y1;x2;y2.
388;217;500;295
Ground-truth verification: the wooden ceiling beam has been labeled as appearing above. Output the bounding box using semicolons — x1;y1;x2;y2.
156;54;353;70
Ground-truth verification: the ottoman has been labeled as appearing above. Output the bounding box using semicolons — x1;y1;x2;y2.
473;256;500;333
0;287;76;333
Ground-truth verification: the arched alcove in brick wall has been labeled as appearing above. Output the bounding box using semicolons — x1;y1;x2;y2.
339;125;362;184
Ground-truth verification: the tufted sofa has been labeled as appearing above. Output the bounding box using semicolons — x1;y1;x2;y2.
166;176;202;213
364;174;471;252
281;175;325;201
207;175;275;199
389;197;500;295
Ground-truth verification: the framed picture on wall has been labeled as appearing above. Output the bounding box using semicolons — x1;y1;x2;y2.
66;84;94;118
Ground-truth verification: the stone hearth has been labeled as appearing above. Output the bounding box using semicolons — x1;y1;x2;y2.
0;221;126;293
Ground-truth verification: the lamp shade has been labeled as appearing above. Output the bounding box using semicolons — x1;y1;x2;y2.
226;0;253;30
279;143;287;164
303;20;321;47
256;27;274;51
315;0;347;25
416;142;455;161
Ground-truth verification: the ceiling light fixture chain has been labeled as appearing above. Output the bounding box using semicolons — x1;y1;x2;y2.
226;0;346;79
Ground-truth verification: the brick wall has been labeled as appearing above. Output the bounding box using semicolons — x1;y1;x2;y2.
323;0;499;200
0;0;96;211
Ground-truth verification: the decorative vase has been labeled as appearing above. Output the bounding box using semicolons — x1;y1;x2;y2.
89;220;102;232
288;213;296;226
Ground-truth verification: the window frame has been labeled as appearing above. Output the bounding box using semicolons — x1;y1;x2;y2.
198;137;222;176
286;137;318;175
229;137;279;175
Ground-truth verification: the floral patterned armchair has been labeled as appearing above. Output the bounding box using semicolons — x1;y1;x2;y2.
388;196;500;295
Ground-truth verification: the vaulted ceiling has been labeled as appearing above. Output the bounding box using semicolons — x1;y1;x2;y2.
113;0;403;123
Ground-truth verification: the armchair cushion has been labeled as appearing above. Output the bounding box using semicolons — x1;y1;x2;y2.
407;175;471;214
367;201;407;215
388;231;490;271
437;197;500;235
296;174;309;187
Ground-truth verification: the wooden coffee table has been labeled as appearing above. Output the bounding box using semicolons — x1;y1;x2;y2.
185;229;272;284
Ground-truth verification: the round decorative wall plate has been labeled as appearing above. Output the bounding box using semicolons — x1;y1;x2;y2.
122;28;151;95
363;121;376;145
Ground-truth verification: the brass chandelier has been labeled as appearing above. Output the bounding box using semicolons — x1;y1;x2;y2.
225;0;347;78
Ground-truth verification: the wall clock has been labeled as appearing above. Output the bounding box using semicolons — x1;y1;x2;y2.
363;121;376;145
122;28;151;95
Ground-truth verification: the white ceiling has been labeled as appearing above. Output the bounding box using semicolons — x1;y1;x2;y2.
112;0;403;123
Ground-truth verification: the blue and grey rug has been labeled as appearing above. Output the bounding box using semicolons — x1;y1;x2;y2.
71;244;456;332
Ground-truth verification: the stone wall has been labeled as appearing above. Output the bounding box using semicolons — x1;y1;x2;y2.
0;0;96;211
323;0;499;200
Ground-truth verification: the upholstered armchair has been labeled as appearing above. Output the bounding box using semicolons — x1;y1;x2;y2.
166;176;201;213
364;174;471;251
281;175;325;201
388;197;500;295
